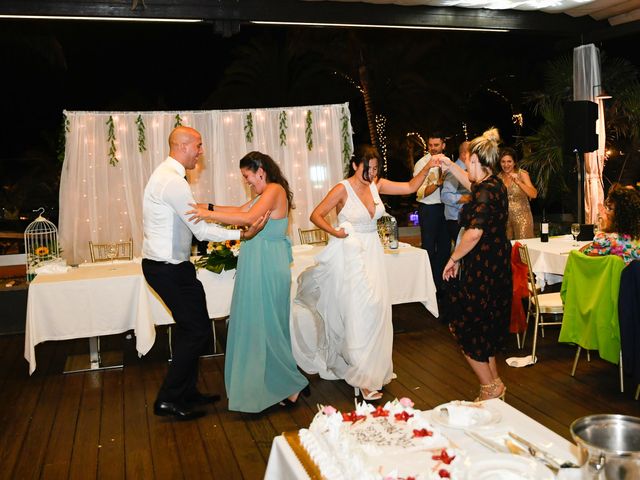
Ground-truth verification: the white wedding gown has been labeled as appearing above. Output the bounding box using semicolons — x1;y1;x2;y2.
291;180;394;391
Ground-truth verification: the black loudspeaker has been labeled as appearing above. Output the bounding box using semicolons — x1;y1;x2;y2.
564;101;598;153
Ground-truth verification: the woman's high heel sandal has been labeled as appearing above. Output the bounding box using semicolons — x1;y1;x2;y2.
474;378;506;402
354;387;383;401
279;384;311;407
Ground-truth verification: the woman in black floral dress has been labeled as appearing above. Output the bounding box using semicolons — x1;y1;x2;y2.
438;128;512;401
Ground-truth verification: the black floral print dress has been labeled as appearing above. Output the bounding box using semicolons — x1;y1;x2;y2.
448;175;512;362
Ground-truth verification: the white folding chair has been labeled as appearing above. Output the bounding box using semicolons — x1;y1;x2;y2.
518;244;564;362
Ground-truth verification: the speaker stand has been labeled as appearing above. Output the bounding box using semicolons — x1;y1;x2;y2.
575;151;584;224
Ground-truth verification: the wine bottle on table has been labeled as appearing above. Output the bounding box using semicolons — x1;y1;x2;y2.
540;210;549;243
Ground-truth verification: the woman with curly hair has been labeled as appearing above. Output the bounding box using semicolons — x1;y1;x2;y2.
581;184;640;265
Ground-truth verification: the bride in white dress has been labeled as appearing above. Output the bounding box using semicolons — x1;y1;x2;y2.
293;146;437;400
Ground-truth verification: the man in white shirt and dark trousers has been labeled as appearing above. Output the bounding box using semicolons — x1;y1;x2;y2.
142;126;267;420
413;133;450;296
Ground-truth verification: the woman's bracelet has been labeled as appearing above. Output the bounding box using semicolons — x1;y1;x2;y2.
208;203;215;211
450;255;460;264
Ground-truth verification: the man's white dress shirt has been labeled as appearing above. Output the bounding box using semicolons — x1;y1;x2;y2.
413;154;441;205
142;156;240;264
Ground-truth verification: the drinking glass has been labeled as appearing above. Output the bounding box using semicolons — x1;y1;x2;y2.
571;223;581;246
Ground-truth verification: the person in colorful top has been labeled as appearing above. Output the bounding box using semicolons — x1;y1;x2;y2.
581;184;640;265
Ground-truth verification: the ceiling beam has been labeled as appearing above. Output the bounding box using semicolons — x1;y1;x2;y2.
0;0;607;35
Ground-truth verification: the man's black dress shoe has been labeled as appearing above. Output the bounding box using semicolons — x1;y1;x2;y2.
186;393;221;407
153;400;205;420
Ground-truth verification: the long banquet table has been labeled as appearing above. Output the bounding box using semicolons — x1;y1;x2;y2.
264;398;580;479
24;261;174;374
197;243;439;320
25;244;437;374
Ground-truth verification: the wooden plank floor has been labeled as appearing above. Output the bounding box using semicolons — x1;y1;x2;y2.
1;304;639;480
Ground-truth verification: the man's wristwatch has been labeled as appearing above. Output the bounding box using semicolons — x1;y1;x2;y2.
208;203;214;211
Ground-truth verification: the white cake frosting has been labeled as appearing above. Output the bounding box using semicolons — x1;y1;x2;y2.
299;398;459;480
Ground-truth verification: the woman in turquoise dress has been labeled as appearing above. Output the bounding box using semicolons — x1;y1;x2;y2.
187;151;308;412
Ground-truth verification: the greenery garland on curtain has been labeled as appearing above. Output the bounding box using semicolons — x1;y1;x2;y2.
305;110;313;151
107;116;118;166
56;113;70;165
341;106;353;173
173;114;183;128
135;115;147;153
279;110;288;146
244;112;254;143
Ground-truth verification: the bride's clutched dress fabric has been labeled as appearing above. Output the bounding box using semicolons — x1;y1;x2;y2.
292;180;394;391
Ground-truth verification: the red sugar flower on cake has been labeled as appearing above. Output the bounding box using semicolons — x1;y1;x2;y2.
394;411;414;422
412;428;433;437
342;411;366;423
371;406;389;417
438;469;451;478
432;449;456;464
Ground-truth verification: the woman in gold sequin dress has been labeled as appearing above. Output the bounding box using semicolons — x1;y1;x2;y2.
497;148;537;240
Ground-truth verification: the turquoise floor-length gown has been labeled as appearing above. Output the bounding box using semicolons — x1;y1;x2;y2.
225;215;308;413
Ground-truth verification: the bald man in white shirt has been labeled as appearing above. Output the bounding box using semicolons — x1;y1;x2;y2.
142;126;267;420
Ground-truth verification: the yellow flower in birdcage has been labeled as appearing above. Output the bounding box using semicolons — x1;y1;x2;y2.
35;246;50;256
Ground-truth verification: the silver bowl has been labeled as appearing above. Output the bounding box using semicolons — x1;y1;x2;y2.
570;414;640;479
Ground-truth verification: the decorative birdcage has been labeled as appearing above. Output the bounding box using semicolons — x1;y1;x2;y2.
24;208;61;282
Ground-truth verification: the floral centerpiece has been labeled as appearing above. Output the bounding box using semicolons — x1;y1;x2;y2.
194;238;241;274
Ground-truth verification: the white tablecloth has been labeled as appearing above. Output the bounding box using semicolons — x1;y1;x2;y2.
264;399;580;479
198;244;439;319
24;262;173;374
514;236;590;287
25;245;437;374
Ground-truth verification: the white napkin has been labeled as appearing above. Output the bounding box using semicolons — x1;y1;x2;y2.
506;355;537;368
444;403;490;427
35;260;70;274
398;241;411;248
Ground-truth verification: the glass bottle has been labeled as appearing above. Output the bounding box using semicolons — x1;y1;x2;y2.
540;209;549;243
388;215;399;249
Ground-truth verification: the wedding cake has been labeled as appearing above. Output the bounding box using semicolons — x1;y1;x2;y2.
296;398;459;479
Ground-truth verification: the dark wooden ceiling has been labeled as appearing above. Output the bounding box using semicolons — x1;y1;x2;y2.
0;0;636;41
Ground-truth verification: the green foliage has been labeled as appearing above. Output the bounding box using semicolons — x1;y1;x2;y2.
520;99;568;201
305;110;313;151
341;106;353;174
173;114;183;128
135;115;147;153
56;114;70;165
279;110;288;146
244;112;254;143
106;116;118;166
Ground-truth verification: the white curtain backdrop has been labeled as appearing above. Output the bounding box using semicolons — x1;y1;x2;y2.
573;44;606;224
59;104;352;264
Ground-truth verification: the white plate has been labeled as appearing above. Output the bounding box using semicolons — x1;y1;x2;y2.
451;453;554;480
431;401;501;429
292;244;314;253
